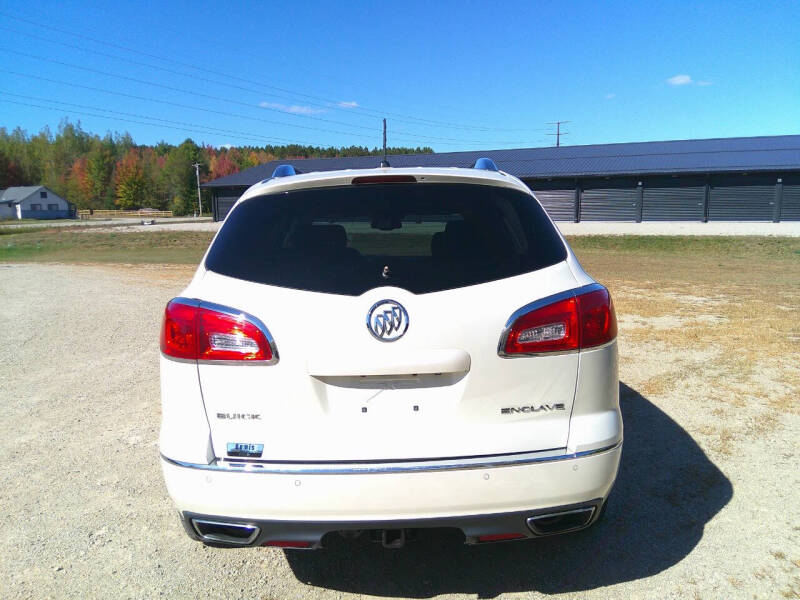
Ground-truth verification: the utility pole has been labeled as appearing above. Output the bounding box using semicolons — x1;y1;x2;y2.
380;118;390;167
547;121;571;147
192;162;202;217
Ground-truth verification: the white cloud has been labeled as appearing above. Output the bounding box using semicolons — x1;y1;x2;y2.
666;74;714;87
221;143;233;149
337;100;359;109
667;74;693;86
604;93;616;99
259;101;326;115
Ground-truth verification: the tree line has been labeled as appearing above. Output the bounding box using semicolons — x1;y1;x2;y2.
0;120;433;215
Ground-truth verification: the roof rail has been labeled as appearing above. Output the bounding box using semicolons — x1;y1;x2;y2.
271;164;297;178
471;157;499;172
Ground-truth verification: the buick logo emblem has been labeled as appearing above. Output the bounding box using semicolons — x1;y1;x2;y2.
367;300;409;342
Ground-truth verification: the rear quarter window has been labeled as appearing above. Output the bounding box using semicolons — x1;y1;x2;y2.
205;183;567;295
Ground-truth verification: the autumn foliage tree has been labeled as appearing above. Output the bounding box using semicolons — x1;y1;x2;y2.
0;119;433;216
113;149;147;209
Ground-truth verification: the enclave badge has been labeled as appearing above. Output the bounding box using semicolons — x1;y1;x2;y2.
501;404;566;414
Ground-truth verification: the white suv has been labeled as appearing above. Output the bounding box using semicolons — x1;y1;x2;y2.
159;159;621;549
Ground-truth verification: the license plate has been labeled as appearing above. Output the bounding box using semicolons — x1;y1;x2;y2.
226;443;264;458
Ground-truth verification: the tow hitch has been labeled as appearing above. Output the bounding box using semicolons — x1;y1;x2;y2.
362;528;416;548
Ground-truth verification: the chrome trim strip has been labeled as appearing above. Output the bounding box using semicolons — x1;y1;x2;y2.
160;441;621;475
497;282;606;358
167;297;279;365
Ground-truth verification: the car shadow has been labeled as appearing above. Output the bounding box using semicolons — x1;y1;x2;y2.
284;383;732;598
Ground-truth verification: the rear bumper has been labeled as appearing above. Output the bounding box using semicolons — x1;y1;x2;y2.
161;442;621;546
182;498;605;548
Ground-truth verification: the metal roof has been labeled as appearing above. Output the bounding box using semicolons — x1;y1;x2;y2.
0;185;44;203
202;135;800;188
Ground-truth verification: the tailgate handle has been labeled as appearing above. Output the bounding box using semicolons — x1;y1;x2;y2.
307;349;471;377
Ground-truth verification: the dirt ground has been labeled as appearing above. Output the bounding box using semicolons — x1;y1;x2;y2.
0;254;798;599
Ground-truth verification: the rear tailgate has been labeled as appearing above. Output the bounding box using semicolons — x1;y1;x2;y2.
195;263;579;462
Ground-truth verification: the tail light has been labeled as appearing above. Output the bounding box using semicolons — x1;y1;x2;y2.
351;175;417;184
476;533;527;543
160;298;277;363
500;286;616;356
261;540;313;548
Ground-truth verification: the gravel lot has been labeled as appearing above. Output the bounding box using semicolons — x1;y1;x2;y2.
1;263;798;599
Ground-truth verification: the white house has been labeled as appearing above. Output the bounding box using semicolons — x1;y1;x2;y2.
0;186;75;220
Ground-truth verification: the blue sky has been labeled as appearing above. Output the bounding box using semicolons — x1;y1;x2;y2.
0;0;798;151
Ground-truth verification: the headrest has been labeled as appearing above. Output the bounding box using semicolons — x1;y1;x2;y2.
288;224;348;249
440;220;485;257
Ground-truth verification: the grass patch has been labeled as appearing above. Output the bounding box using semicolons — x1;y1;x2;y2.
0;226;50;236
0;230;214;264
567;235;800;288
567;234;800;259
0;218;74;225
1;229;798;282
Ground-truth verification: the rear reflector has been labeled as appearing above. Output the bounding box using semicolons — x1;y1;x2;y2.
351;175;417;184
476;533;526;543
261;540;312;548
161;299;275;362
501;286;616;356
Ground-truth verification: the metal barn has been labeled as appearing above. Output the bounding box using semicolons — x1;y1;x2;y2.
203;135;800;223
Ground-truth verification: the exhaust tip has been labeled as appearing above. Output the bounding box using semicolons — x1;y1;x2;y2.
381;529;406;548
191;519;260;545
527;507;596;536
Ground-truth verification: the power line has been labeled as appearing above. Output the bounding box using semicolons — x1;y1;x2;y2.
0;12;543;133
0;60;544;146
0;25;372;125
0;68;380;141
0;47;381;133
0;92;328;145
3;97;465;156
0;98;311;146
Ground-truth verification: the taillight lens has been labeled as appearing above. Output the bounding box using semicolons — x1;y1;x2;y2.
476;533;527;543
501;287;616;356
578;288;617;348
351;175;417;184
160;301;198;360
503;296;580;355
261;540;312;548
160;300;274;362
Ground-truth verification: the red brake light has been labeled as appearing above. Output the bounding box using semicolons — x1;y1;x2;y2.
261;540;312;548
160;301;198;360
501;287;616;356
160;300;275;362
476;533;527;543
502;296;579;355
351;175;417;184
578;288;617;348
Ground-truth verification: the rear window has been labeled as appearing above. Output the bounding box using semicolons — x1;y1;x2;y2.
205;183;567;295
